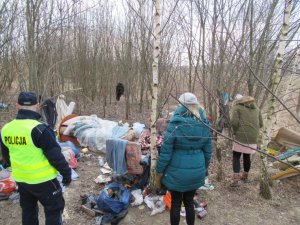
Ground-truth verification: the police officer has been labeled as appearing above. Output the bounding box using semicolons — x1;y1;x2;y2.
0;91;71;225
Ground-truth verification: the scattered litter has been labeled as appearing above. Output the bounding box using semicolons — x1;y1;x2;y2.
144;195;166;216
81;148;89;153
130;189;143;206
81;204;96;217
0;170;10;180
138;205;145;210
94;175;112;184
198;183;214;191
103;162;111;170
95;216;103;225
98;156;105;167
198;178;214;190
8;192;19;203
196;207;208;219
100;168;112;174
0;194;9;201
180;206;186;217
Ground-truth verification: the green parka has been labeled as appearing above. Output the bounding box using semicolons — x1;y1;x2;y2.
230;102;263;144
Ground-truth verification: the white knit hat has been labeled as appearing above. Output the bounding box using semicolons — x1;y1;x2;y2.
235;94;243;100
178;92;199;105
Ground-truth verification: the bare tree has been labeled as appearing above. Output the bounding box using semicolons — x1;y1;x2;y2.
0;0;18;98
26;0;43;92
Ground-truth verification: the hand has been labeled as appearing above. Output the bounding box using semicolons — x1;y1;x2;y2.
62;177;71;186
155;174;162;190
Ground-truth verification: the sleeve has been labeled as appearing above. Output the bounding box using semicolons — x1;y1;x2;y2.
156;122;176;175
0;134;11;167
230;106;239;134
32;124;71;180
202;128;212;170
258;110;263;128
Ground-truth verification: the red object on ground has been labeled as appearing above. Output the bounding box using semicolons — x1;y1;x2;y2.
0;177;16;195
197;209;207;219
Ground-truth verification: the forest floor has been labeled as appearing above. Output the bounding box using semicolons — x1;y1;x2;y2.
1;95;300;225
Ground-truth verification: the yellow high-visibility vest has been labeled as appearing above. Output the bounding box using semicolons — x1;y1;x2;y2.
1;119;58;184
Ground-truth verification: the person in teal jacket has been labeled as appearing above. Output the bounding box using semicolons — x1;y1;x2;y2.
156;92;212;225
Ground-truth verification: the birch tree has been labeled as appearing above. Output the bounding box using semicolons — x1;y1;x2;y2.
260;0;292;199
149;0;161;191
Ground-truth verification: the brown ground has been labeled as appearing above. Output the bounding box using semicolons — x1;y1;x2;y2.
1;95;300;225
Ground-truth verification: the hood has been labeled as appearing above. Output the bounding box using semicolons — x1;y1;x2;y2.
239;102;256;109
173;106;191;116
171;107;205;140
173;106;193;118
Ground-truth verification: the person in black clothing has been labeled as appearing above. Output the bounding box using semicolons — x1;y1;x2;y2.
40;98;58;130
0;91;71;225
116;83;125;101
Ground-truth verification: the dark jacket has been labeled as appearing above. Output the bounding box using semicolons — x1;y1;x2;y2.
156;106;212;192
0;109;71;181
230;102;263;144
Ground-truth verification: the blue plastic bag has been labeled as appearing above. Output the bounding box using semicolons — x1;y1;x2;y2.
96;182;131;214
58;141;80;157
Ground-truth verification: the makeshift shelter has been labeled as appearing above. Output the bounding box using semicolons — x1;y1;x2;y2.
268;127;300;180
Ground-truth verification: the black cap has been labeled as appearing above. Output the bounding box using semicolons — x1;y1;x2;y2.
18;91;38;106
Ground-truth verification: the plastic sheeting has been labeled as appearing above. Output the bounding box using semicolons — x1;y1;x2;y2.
63;115;118;152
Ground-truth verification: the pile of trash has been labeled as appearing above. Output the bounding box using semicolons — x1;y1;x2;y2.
80;181;210;224
266;127;300;180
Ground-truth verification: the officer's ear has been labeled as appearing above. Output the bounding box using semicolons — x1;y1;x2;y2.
35;103;40;111
16;103;21;110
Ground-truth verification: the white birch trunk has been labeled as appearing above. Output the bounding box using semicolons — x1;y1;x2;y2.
276;50;300;121
297;51;300;118
263;0;292;140
260;0;292;199
149;0;161;191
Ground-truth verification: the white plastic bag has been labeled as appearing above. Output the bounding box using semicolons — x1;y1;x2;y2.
144;195;166;216
130;189;143;206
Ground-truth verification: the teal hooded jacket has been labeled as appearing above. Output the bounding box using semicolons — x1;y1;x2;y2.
156;106;212;192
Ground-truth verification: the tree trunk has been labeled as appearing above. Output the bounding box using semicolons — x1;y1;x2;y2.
207;0;217;117
247;0;255;96
26;0;42;92
297;90;300;119
260;0;292;200
149;0;161;191
276;50;300;121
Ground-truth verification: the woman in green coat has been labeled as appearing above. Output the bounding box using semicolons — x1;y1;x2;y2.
156;92;212;225
230;95;263;187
